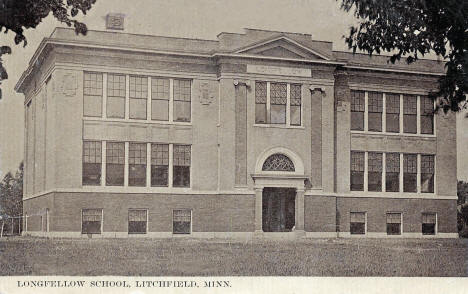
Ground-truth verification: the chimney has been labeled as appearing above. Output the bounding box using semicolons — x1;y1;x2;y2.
106;13;125;31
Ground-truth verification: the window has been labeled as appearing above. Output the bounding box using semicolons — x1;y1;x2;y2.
290;84;301;126
128;143;146;187
151;78;169;121
368;92;382;132
351;90;365;131
128;209;147;234
106;142;125;186
107;74;126;118
403;95;417;134
351;151;364;191
420;96;434;134
82;209;102;234
262;154;295;172
255;82;267;124
350;212;366;235
173;209;191;234
173;79;191;122
421;155;435;193
129;76;147;119
386;213;402;235
368;152;382;191
385;153;400;192
83;141;102;186
270;83;287;124
83;72;103;117
422;213;436;235
173;145;191;187
386;93;400;133
151;144;169;187
403;154;417;192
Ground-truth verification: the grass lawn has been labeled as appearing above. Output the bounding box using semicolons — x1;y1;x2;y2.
0;237;467;276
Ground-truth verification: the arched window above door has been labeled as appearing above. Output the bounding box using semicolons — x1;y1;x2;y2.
262;154;295;172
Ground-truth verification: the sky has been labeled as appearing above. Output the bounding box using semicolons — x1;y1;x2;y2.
0;0;466;180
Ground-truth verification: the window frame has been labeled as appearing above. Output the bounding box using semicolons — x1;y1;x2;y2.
83;72;103;117
129;75;148;120
128;142;147;187
105;141;125;186
82;140;102;186
421;212;437;235
128;209;148;235
172;209;192;235
81;208;103;235
350;212;367;235
386;212;403;235
350;151;365;191
172;144;191;188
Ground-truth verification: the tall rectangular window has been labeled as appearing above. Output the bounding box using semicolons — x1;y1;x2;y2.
403;154;417;192
82;141;102;186
106;142;125;186
368;152;382;191
386;93;400;133
83;72;103;117
173;79;191;122
385;153;400;192
128;209;147;234
128;143;146;187
403;95;417;133
290;84;301;126
420;96;434;134
173;209;191;234
368;92;382;132
422;213;436;235
129;76;147;119
151;78;169;121
351;151;365;191
173;145;191;187
107;74;126;118
255;81;267;124
270;83;287;124
82;209;102;234
350;212;366;235
351;90;365;131
421;154;435;193
151;144;169;187
386;213;402;235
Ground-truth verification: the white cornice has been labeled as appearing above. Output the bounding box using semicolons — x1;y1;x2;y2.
345;65;444;76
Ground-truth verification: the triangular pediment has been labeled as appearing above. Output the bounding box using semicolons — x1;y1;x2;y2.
235;36;329;60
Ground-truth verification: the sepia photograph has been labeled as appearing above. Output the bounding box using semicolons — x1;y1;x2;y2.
0;0;467;292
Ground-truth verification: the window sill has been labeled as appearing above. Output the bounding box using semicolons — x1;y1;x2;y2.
81;185;193;193
253;124;304;129
83;117;192;126
351;131;435;138
350;191;436;197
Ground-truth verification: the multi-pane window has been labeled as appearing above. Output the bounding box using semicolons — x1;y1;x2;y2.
173;209;191;234
403;95;417;134
420;96;434;134
385;93;400;133
368;152;382;192
403;154;417;192
107;74;126;118
351;151;365;191
82;209;102;234
386;213;402;235
368;92;383;132
128;143;146;187
129;76;147;120
290;84;301;126
385;153;400;192
151;144;169;187
255;82;267;124
106;142;125;186
151;78;170;121
421;155;435;193
351;90;365;131
83;72;103;117
270;83;287;124
422;213;436;235
173;79;191;122
350;212;366;235
83;141;102;186
173;145;191;187
128;209;147;234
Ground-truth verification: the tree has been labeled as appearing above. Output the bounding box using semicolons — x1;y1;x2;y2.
458;180;468;205
339;0;467;113
0;0;97;98
0;162;23;219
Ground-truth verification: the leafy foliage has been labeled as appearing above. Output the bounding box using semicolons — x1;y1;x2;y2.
0;0;96;96
340;0;467;112
0;162;23;219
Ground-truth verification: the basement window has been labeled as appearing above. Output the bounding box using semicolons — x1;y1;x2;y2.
350;212;366;235
173;209;191;234
82;209;102;234
422;213;436;235
128;209;147;234
386;212;402;235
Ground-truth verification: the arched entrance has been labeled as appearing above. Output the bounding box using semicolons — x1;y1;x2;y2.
252;148;307;235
